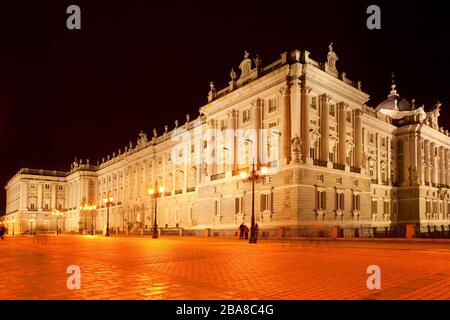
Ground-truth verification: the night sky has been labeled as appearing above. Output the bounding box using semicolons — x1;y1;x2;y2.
0;1;449;213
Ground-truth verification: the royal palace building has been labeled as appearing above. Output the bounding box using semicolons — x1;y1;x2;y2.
4;45;450;236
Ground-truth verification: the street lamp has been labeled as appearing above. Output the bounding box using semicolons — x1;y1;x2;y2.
51;210;64;235
148;182;165;239
103;193;114;237
12;219;15;236
240;162;268;244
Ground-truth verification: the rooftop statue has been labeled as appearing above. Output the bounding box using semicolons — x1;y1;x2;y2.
239;50;253;78
327;42;338;72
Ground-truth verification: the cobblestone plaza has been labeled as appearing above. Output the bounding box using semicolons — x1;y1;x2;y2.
1;235;450;300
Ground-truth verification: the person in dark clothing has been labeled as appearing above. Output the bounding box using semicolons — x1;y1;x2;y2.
244;224;249;240
255;223;260;239
239;223;245;240
0;226;4;239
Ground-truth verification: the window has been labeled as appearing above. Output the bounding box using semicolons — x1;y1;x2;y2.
310;97;317;110
310;147;315;159
30;184;36;189
214;200;219;216
384;201;390;214
58;185;64;191
316;191;326;210
336;177;342;185
371;200;378;214
234;197;244;214
329;152;334;162
336;193;345;210
44;204;49;210
346;111;352;123
58;204;63;210
329;104;335;117
220;120;227;131
352;194;361;211
44;184;50;190
317;174;324;182
426;200;432;213
268;98;278;113
268;121;277;128
369;134;374;144
260;193;273;212
381;138;386;147
433;201;437;214
243;109;251;123
30;203;35;210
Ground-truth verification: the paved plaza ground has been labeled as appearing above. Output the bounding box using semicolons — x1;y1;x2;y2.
0;235;450;300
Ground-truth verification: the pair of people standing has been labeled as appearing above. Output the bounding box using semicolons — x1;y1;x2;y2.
239;223;259;240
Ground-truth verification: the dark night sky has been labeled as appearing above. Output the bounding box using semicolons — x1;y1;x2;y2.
0;0;449;213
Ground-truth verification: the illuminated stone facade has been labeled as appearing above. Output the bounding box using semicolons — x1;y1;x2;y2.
4;46;450;236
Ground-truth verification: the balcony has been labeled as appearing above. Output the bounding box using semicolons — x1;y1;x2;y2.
381;180;389;186
313;159;327;167
333;163;345;171
164;191;172;197
371;179;378;184
186;186;196;193
174;190;183;195
350;167;361;174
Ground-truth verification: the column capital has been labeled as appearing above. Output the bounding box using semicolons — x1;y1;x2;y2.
279;85;290;96
251;97;262;108
320;93;331;102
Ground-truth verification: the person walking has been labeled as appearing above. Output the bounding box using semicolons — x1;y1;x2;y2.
244;224;249;240
239;223;245;240
255;223;260;240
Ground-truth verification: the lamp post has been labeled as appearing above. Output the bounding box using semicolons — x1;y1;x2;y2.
51;210;64;235
148;182;165;239
12;219;15;236
103;193;114;237
240;163;268;244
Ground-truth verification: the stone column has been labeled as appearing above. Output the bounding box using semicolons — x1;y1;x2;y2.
228;109;238;172
252;98;262;165
431;143;437;185
376;133;381;183
416;137;423;185
354;109;363;168
403;136;411;186
387;137;392;184
301;84;311;162
320;94;330;162
290;79;301;150
338;102;347;165
51;183;57;210
410;134;420;186
280;86;291;165
207;119;216;176
444;149;450;186
439;146;445;185
424;140;430;184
